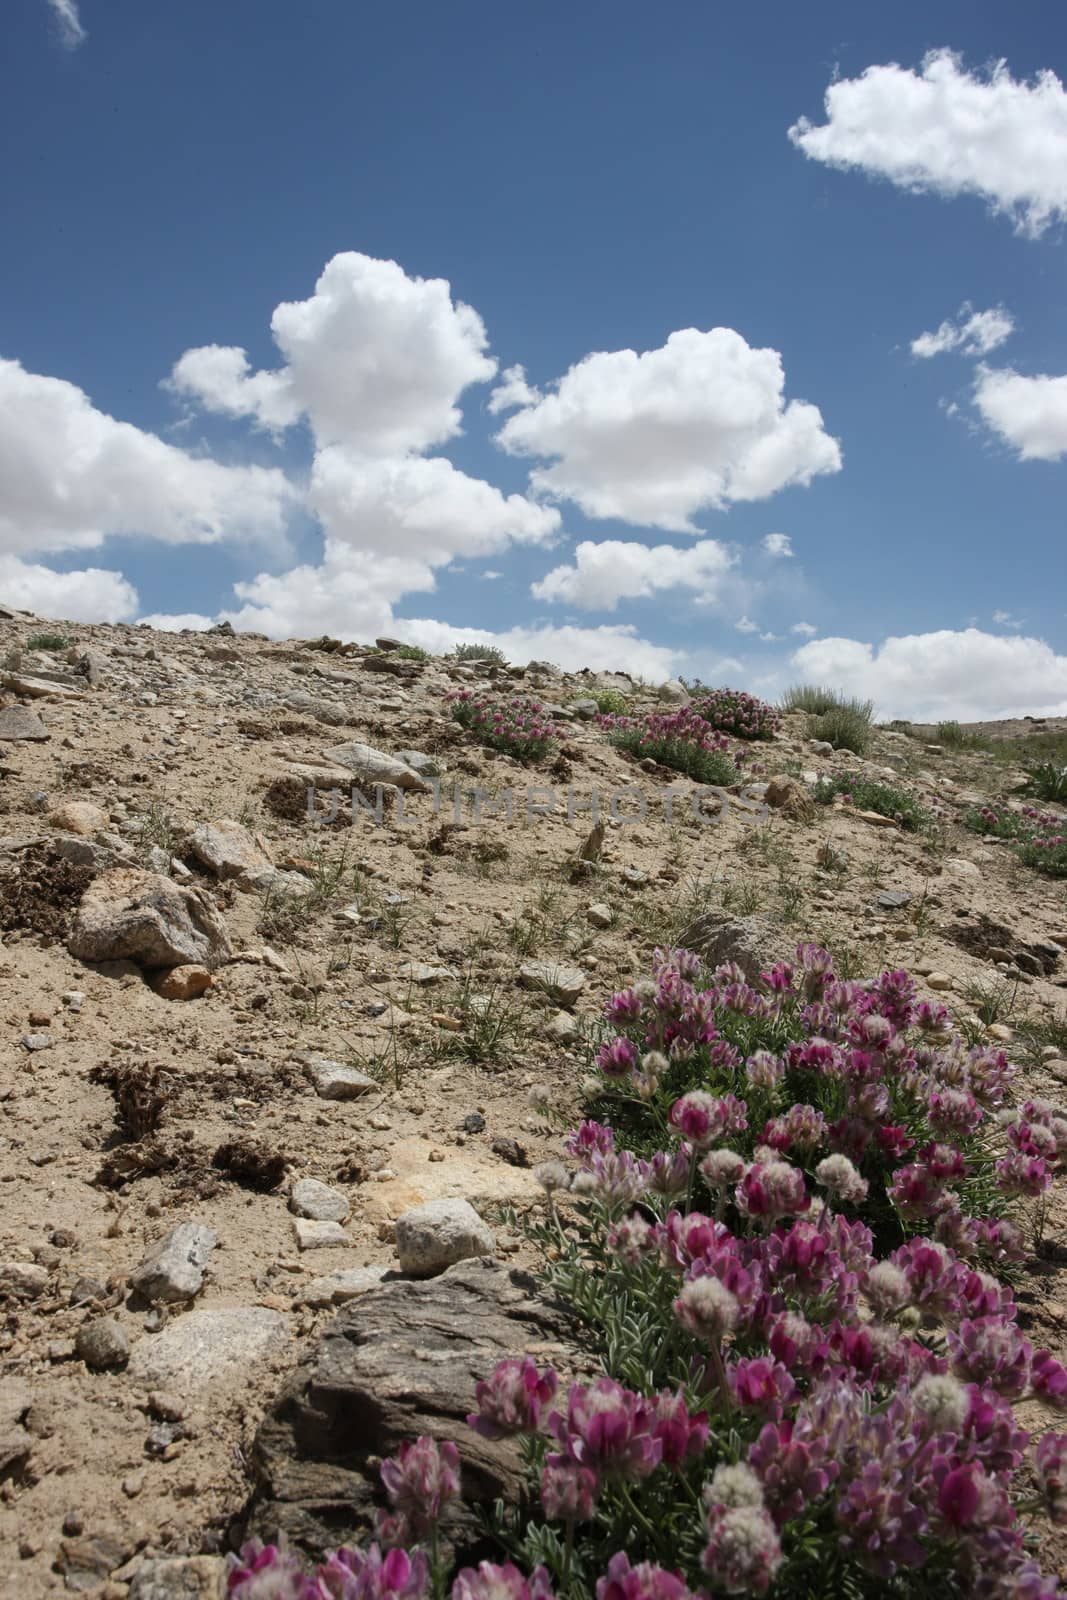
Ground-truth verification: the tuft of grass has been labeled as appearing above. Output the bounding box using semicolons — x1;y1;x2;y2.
27;632;72;652
813;773;930;832
452;641;507;665
1026;760;1067;804
781;683;872;719
806;703;873;754
935;720;986;750
393;643;429;661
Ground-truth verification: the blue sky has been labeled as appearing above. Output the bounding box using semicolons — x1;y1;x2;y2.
2;0;1066;718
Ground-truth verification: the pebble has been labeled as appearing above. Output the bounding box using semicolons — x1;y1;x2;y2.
925;972;954;991
301;1055;377;1100
586;902;614;928
75;1317;130;1371
128;1221;217;1304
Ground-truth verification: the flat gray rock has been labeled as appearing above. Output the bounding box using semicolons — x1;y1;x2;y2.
518;960;586;1006
301;1055;376;1100
295;1265;390;1308
324;741;431;791
127;1307;289;1395
293;1219;349;1250
289;1178;350;1223
0;703;50;741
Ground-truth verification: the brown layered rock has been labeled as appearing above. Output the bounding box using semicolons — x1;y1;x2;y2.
68;868;232;969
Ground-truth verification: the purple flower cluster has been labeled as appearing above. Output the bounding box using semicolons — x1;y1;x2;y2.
599;706;744;785
687;686;781;742
447;689;561;763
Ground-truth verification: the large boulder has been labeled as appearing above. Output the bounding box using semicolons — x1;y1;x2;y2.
69;868;232;969
247;1259;580;1561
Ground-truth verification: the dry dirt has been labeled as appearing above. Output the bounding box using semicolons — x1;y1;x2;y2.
0;618;1064;1595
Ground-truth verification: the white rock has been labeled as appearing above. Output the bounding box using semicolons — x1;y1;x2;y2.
289;1178;350;1223
293;1218;349;1250
127;1308;288;1395
395;1197;495;1276
519;960;586;1006
301;1055;377;1100
128;1222;217;1304
324;741;431;791
296;1266;390;1308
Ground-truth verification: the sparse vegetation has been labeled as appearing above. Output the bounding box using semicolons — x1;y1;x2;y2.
806;702;873;754
812;773;930;831
781;682;870;717
26;631;71;651
448;689;560;762
587;687;630;716
964;802;1067;878
451;641;508;665
392;643;429;661
1026;760;1067;804
935;719;986;750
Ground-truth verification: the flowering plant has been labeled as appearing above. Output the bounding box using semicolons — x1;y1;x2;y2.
228;948;1066;1599
449;691;563;764
964;804;1067;880
687;688;780;743
599;708;744;786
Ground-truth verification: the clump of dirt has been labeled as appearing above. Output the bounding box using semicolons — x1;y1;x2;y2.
212;1137;288;1190
0;843;92;941
944;915;1061;975
89;1060;171;1140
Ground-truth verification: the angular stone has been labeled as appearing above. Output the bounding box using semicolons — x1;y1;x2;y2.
395;749;444;776
943;858;981;878
875;890;912;910
657;679;688;703
545;1009;580;1043
397;961;453;985
290;1178;350;1224
764;776;816;821
395;1197;494;1276
188;818;273;885
518;960;586;1006
128;1221;217;1304
2;671;83;699
586;902;613;928
0;703;50;741
301;1055;376;1100
324;741;431;791
69;868;232;970
248;1260;577;1559
294;1219;349;1251
127;1307;288;1396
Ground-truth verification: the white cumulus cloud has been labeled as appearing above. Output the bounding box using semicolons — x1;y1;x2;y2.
170;252;496;455
398;619;684;681
0;358;294;557
531;537;735;611
761;532;794;558
790;627;1067;720
911;304;1015;359
139;613;215;633
790;621;818;637
487;364;542;414
0;555;136;621
495;327;841;532
790;50;1067;238
973;364;1067;461
46;0;86;49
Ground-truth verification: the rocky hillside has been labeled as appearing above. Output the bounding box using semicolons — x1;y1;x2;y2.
0;614;1064;1597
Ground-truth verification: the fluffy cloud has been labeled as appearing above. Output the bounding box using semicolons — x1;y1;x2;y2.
761;532;794;558
398;619;684;681
170;252;496;455
46;0;85;48
487;364;542;415
790;627;1067;720
495;328;841;532
972;365;1067;461
790;621;818;637
139;613;215;633
531;537;734;611
0;358;294;556
911;304;1015;359
310;449;558;564
789;50;1067;238
0;555;136;621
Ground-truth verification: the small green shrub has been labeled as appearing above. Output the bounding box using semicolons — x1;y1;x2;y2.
806;703;873;754
393;643;429;661
588;688;630;716
452;641;507;665
813;773;929;831
448;690;559;763
26;632;71;652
